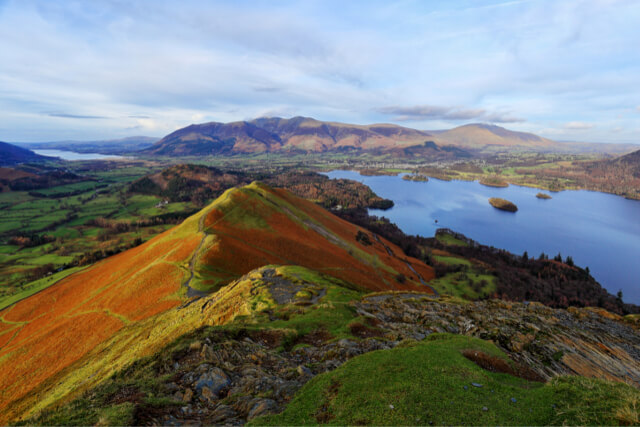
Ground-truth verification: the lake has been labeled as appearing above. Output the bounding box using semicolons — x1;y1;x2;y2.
34;149;126;161
325;170;640;304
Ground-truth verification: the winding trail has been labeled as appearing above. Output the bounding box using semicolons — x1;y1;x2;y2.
181;190;256;302
182;207;214;300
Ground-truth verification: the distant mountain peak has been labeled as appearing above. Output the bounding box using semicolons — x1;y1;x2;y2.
432;122;553;148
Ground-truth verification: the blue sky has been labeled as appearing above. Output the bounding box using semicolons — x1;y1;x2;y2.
0;0;638;143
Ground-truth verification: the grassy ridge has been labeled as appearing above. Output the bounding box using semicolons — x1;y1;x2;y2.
13;265;363;425
0;184;434;423
255;334;639;426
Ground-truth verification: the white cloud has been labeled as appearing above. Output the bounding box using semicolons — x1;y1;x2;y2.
376;105;525;123
0;0;639;142
563;121;594;130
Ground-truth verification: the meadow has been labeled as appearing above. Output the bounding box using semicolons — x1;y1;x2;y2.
0;161;199;307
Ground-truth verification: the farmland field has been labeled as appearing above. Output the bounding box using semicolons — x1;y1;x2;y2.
0;162;199;303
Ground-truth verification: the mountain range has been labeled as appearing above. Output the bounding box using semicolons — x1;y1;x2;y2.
142;117;571;156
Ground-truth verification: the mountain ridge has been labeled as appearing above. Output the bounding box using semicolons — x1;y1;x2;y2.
0;141;52;166
143;116;436;155
0;182;434;422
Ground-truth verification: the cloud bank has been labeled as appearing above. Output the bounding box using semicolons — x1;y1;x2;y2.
0;0;638;142
377;105;524;123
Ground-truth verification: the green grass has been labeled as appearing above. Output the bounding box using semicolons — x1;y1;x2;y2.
436;233;469;247
29;181;105;198
228;265;364;343
261;284;362;341
429;271;496;300
433;255;471;266
254;333;640;426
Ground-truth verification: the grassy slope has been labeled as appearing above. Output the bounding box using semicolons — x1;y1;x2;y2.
192;182;434;293
0;266;86;311
0;206;205;422
428;247;497;299
256;333;639;426
15;265;365;425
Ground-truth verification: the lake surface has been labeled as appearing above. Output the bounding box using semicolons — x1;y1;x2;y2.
34;149;126;161
325;170;640;304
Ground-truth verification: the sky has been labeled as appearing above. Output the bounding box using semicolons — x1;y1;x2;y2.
0;0;639;143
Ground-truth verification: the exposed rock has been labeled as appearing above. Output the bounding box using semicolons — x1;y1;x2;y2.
108;293;640;426
297;365;312;377
195;367;230;396
247;398;277;420
357;295;640;386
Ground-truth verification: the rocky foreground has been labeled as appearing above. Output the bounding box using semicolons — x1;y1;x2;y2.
21;265;640;426
135;294;639;425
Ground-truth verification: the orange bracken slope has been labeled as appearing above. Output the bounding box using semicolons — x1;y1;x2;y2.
0;182;434;421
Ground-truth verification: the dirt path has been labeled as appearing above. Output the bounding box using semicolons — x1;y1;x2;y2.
182;190;256;301
182;207;215;300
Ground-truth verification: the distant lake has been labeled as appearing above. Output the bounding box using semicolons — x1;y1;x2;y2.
33;149;126;161
325;170;640;304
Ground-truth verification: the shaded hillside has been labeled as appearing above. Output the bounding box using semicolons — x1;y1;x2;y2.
18;136;158;155
0;141;52;166
0;183;434;422
582;148;640;198
0;167;84;193
373;140;472;160
0;167;37;192
430;124;556;150
129;165;394;210
129;164;248;205
336;209;638;315
142;116;432;156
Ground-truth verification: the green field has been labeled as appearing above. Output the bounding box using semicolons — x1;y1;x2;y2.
431;271;497;299
0;163;198;305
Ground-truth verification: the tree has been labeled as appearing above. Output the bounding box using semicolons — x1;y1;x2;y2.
355;230;372;246
522;251;529;261
565;256;574;267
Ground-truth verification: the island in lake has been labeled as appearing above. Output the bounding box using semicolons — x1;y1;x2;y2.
479;175;509;188
402;174;429;182
536;192;552;199
489;197;518;212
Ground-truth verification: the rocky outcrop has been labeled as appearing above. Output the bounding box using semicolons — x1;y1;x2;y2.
141;293;640;425
356;294;640;385
150;332;399;425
